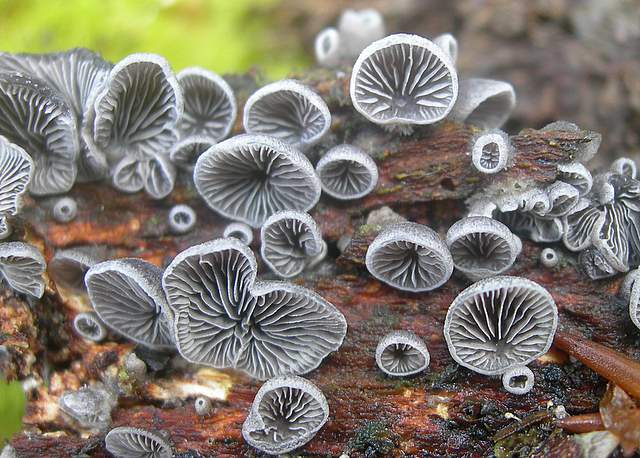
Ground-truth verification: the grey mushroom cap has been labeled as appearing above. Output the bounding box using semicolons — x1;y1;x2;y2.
260;210;323;278
540;248;560;269
0;72;78;195
105;426;172;458
315;144;379;200
610;157;637;179
365;222;453;292
470;129;512;174
337;8;386;58
242;375;329;455
223;222;253;245
444;276;558;376
0;136;34;219
562;198;603;252
0;242;46;298
495;209;563;243
375;330;430;377
168;204;197;235
545;181;580;218
450;78;516;129
169;136;214;170
52;197;78;223
162;238;347;380
558;162;593;196
350;34;458;127
59;385;115;431
314;27;342;68
626;268;640;330
85;258;174;350
433;33;458;65
501;366;535;395
73;311;107;342
49;247;102;293
194;134;322;228
446;216;521;281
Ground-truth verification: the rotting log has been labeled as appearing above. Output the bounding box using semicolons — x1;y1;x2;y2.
1;69;635;458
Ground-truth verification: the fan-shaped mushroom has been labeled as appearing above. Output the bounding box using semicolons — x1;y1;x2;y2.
375;330;430;377
562;198;603;252
315;144;378;200
49;247;101;293
0;136;33;238
162;238;347;379
579;248;617;280
624;268;640;331
450;78;516;129
610;157;637;179
73;311;107;342
242;375;329;455
545;181;580;218
444;276;558;376
0;242;46;298
194;134;321;228
105;427;172;458
470;129;512;174
365;222;453;292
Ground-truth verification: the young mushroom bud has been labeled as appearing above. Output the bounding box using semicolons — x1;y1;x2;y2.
365;222;453;292
433;33;458;64
194;396;212;416
124;352;147;383
105;427;172;458
540;248;560;268
243;80;331;149
470;129;512;174
315;28;342;68
242;375;329;455
350;34;458;133
375;330;430;377
223;222;253;245
168;204;197;235
450;78;516;129
73;311;107;342
49;247;101;293
0;242;46;298
315;144;378;200
337;9;386;58
502;366;534;395
52;197;78;223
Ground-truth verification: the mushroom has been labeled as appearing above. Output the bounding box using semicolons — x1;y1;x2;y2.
260;210;323;278
193;134;321;228
161;238;347;379
375;330;430;377
624;268;640;330
52;197;78;223
350;34;458;133
558;162;593;196
337;9;386;58
502;366;534;395
105;427;172;458
194;396;212;416
223;222;253;245
579;248;617;280
49;247;102;293
545;181;580;218
450;78;516;129
562;198;603;252
314;27;342;68
470;129;512;174
85;258;174;349
242;375;329;455
73;311;107;342
446;216;521;281
495;209;563;243
59;385;115;431
0;242;46;298
433;33;458;64
365;222;453;292
540;120;602;163
315;144;378;200
123;352;147;383
0;72;78;195
444;276;558;376
169;136;214;170
168;204;197;235
243;80;331;149
540;248;560;268
610;157;636;179
0;136;34;238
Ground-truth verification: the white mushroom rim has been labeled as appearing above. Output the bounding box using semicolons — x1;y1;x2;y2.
223;221;253;245
501;366;534;395
626;269;640;330
104;426;172;458
471;129;512;174
315;144;379;200
375;330;430;377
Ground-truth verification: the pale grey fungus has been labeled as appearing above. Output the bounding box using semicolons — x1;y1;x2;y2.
162;238;347;380
49;247;101;293
0;242;45;298
85;258;174;349
337;9;386;58
610;157;637;179
540;247;559;268
89;53;182;199
591;200;634;273
168;204;196;235
502;366;534;395
242;375;329;455
316;144;378;200
545;181;580;218
540;120;602;163
558;162;593;196
123;352;147;383
521;189;552;217
444;276;558;376
223;222;253;245
562;198;603;252
0;72;78;195
0;136;34;238
243;80;331;149
194;134;322;228
366;206;406;227
375;330;430;377
579;248;617;280
450;78;516;129
52;197;78;223
73;312;107;342
105;427;172;458
433;33;458;64
446;216;521;281
350;34;458;132
591;172;616;205
620;268;640;301
337;234;351;254
626;268;640;330
314;27;342;69
365;222;453;292
470;129;512;174
169;136;214;170
494;209;563;243
0;445;16;458
194;396;212;416
176;67;236;141
59;385;115;431
260;210;323;278
306;239;329;270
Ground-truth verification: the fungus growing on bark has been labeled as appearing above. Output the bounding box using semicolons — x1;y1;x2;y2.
105;427;172;458
375;330;430;377
52;197;77;223
450;78;516;129
0;136;33;238
502;366;534;395
49;247;101;293
0;242;46;298
540;248;559;268
59;385;115;431
470;129;512;174
315;144;378;200
73;312;107;342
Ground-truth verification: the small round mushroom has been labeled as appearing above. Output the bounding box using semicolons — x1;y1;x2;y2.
433;33;458;64
242;375;329;455
450;78;516;129
375;330;430;377
169;136;214;170
502;366;534;395
540;247;559;268
314;28;342;68
73;312;107;342
365;222;453;292
168;204;197;235
316;144;378;200
223;222;253;245
557;162;593;196
59;385;115;431
194;396;212;416
105;426;172;458
470;129;512;174
337;8;386;58
610;157;637;179
49;247;101;293
350;34;458;132
0;242;46;298
52;197;78;223
243;80;331;149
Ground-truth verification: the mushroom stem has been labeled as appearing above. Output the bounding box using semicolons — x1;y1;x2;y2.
556;413;605;433
553;331;640;399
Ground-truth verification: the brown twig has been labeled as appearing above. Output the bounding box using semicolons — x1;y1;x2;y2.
556;413;605;433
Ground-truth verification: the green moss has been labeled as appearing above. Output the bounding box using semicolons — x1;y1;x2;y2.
0;381;25;443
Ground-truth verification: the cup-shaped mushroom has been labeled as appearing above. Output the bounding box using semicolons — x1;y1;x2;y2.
49;247;101;293
444;276;558;376
562;198;603;252
450;78;516;129
470;129;512;174
626;268;640;330
162;238;347;380
169;136;214;170
260;210;323;278
446;216;521;281
365;222;453;292
223;222;254;245
194;134;322;228
316;144;378;200
242;375;329;455
243;80;331;149
610;157;637;179
350;34;458;130
0;242;46;298
59;385;115;431
337;9;386;58
85;258;174;350
501;366;534;395
52;197;77;223
176;67;236;141
495;210;563;243
558;163;593;196
375;330;430;377
73;311;107;342
168;204;196;235
580;248;617;280
0;136;33;221
314;27;342;68
433;33;458;64
545;181;580;218
592;204;632;273
541;120;602;163
105;427;172;458
540;248;560;269
0;72;78;195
